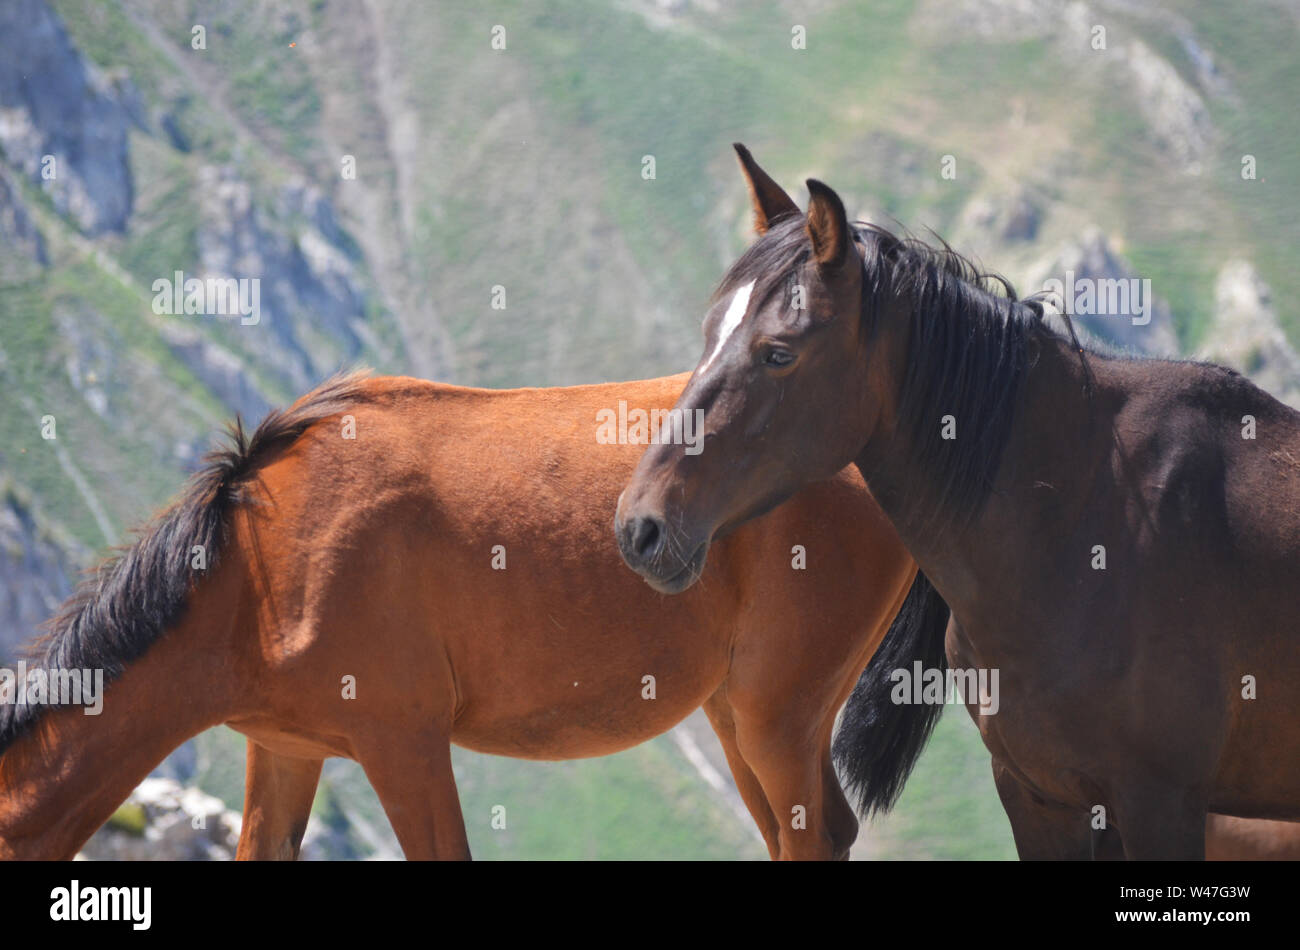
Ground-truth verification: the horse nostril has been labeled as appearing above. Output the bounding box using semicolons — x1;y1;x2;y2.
631;516;663;561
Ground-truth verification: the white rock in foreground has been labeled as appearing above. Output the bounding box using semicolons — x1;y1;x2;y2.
77;777;242;862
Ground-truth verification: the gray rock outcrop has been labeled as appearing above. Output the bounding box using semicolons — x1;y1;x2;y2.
1199;261;1300;408
78;777;242;861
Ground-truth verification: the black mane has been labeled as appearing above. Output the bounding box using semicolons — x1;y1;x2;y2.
859;224;1045;535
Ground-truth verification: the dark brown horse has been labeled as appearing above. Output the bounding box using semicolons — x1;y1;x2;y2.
0;371;933;860
617;144;1300;859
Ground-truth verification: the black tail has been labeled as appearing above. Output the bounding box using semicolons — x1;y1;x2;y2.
832;570;950;818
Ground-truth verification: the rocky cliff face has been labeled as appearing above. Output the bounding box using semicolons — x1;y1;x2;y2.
0;170;48;281
192;164;375;396
0;1;406;857
0;481;80;663
1025;227;1181;356
0;0;401;655
0;0;135;234
1200;261;1300;408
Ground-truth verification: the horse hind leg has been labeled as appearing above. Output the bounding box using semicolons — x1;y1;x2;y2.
703;689;782;858
821;751;860;860
727;703;855;860
236;740;323;860
716;644;862;860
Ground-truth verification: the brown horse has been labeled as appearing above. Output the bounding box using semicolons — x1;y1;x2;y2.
0;371;928;860
616;145;1300;860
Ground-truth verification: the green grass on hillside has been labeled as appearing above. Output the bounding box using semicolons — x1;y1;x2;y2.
863;707;1015;860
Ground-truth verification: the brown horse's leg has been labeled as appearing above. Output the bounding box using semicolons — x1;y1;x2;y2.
355;732;469;860
702;689;780;858
818;747;860;860
717;622;868;861
993;760;1095;860
236;741;323;860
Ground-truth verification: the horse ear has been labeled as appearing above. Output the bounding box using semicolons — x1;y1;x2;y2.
805;178;850;270
733;143;799;235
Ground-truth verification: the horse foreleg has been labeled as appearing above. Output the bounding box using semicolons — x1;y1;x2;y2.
236;741;323;860
356;731;469;860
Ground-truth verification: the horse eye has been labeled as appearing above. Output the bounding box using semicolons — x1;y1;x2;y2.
764;348;795;368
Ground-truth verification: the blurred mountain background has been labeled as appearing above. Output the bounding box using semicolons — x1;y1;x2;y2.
2;0;1297;858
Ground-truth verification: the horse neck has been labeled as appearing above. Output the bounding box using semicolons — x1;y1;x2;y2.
0;603;236;859
857;326;1107;616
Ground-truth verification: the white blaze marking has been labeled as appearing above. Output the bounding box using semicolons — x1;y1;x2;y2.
699;280;754;374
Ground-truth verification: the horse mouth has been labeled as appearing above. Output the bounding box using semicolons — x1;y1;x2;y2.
641;542;709;594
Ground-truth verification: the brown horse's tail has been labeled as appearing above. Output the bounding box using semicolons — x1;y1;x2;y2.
832;570;950;818
0;369;373;758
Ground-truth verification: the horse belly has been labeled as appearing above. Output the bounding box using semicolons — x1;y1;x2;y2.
450;672;722;760
1211;627;1300;820
1211;761;1300;822
445;620;731;761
